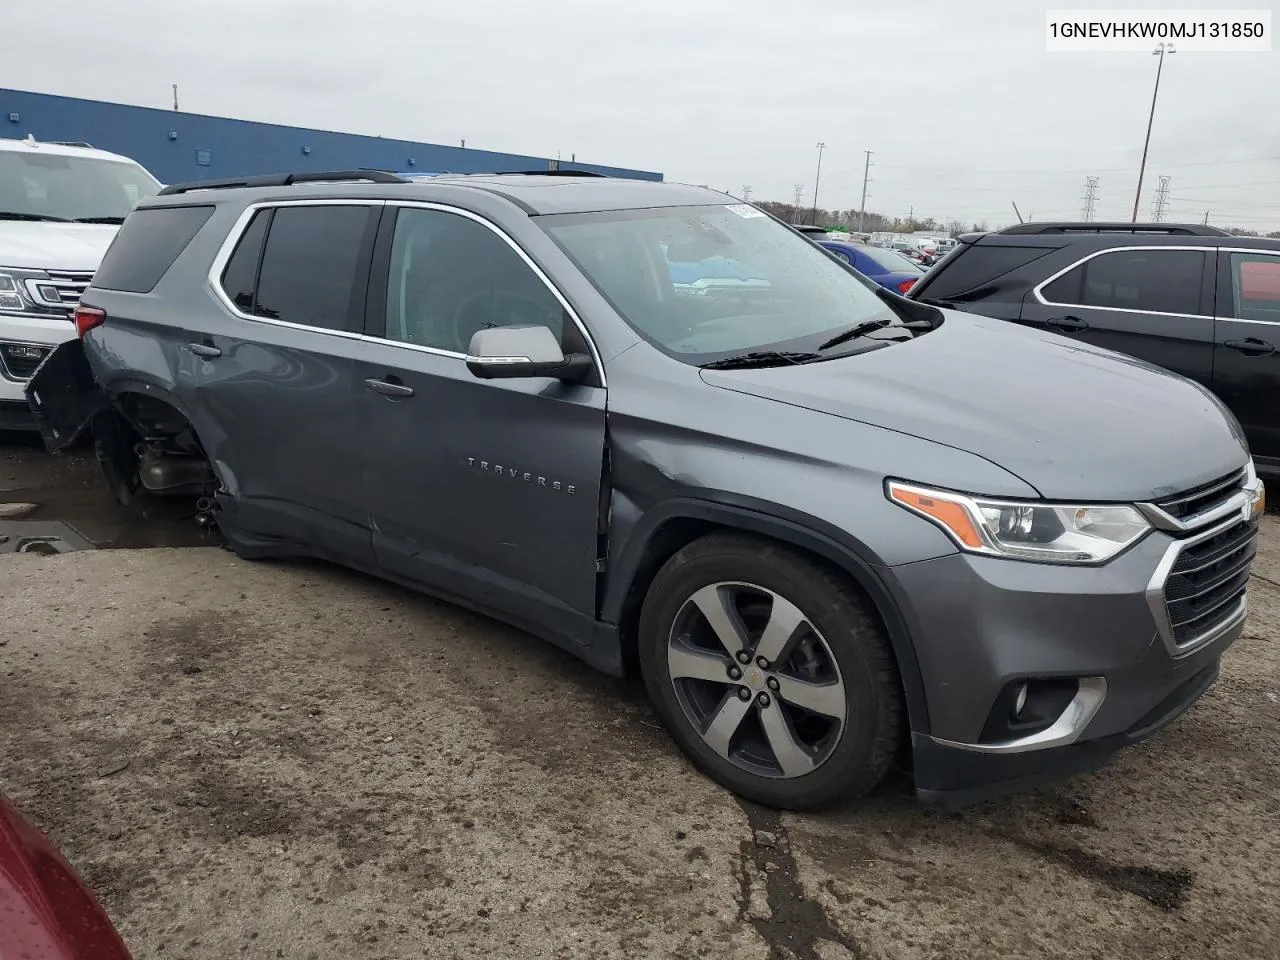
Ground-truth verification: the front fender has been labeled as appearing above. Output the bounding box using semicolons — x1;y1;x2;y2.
602;493;933;736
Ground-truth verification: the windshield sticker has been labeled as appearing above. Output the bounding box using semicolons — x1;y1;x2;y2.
725;203;766;219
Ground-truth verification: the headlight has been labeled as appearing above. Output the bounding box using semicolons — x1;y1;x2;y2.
0;267;51;314
887;480;1151;564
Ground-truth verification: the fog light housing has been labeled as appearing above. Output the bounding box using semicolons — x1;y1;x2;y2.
980;677;1082;744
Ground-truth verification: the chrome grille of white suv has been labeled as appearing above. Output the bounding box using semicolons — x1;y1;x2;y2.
24;270;94;311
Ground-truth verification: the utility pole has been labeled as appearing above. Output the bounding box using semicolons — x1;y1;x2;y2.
857;150;873;234
793;183;804;214
907;205;914;228
172;83;179;111
810;142;826;225
1132;42;1175;222
1151;176;1172;222
1080;176;1100;222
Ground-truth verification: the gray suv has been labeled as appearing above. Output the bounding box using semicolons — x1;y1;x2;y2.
26;170;1265;810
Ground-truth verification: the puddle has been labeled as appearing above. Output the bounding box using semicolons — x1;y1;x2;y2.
0;521;96;555
1;432;218;552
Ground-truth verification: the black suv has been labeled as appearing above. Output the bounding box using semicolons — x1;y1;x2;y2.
910;222;1280;476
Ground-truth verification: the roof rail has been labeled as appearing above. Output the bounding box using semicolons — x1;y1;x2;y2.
490;170;606;177
997;221;1230;237
157;169;407;196
49;140;95;148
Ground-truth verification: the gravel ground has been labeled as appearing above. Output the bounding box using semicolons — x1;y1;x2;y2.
2;441;1278;959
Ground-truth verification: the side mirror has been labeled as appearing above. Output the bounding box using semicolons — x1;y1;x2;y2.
465;325;593;382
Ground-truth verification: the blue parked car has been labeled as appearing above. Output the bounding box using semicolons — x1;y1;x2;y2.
817;240;925;294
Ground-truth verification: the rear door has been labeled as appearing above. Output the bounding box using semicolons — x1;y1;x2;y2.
1021;246;1216;386
1212;249;1280;465
177;200;381;563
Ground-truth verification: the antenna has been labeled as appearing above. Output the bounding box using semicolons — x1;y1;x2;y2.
1011;201;1024;224
172;83;179;111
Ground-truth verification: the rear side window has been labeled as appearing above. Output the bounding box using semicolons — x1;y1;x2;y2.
92;205;215;293
219;209;270;312
1042;249;1205;315
920;244;1056;299
1228;253;1280;323
249;205;375;331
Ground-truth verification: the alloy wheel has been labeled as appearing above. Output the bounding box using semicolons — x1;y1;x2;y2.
665;581;847;779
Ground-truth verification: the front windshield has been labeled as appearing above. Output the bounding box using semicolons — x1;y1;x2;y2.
540;203;897;362
0;150;160;221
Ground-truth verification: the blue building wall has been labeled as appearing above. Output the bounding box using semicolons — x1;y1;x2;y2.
0;89;662;185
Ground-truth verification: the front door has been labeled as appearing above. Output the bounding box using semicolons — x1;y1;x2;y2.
1212;249;1280;466
175;201;381;564
353;204;606;641
1020;246;1216;386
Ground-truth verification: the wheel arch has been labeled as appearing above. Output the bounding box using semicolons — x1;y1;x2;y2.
604;497;931;736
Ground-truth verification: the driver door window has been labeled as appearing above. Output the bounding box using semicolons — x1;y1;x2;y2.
385;208;563;354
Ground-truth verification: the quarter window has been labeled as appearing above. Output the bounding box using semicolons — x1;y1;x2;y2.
383;208;563;353
1229;254;1280;323
1041;249;1205;315
250;205;374;331
219;209;270;313
92;205;214;293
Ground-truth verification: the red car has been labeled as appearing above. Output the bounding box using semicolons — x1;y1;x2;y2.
0;796;131;959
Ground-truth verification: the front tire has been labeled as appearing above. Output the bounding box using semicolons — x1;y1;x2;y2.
639;533;903;810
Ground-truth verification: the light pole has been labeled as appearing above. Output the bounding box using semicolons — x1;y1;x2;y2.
810;142;825;225
1132;42;1175;223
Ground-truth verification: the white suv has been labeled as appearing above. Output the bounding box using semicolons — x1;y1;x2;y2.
0;135;160;429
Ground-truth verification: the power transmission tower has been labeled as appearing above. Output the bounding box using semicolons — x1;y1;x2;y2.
793;183;804;212
741;185;752;201
1080;176;1100;222
857;150;873;233
1150;175;1172;222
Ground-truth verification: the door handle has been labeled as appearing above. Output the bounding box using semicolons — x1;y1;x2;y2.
187;342;222;359
1223;338;1275;357
1046;315;1089;333
364;377;415;398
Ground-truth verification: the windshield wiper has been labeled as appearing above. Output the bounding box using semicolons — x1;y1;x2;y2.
700;351;821;370
817;318;896;351
71;216;126;224
0;211;73;222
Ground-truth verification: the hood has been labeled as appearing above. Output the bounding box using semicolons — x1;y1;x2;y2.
701;311;1249;502
0;221;118;271
0;797;131;959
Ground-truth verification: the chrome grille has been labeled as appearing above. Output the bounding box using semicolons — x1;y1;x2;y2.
1164;519;1257;646
24;270;93;311
1155;468;1247;521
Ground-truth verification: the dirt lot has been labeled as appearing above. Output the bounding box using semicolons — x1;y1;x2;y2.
2;437;1279;959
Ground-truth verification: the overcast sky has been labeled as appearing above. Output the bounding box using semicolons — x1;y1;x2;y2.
6;0;1278;230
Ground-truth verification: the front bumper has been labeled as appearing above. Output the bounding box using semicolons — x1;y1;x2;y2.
883;513;1254;806
1;311;77;407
